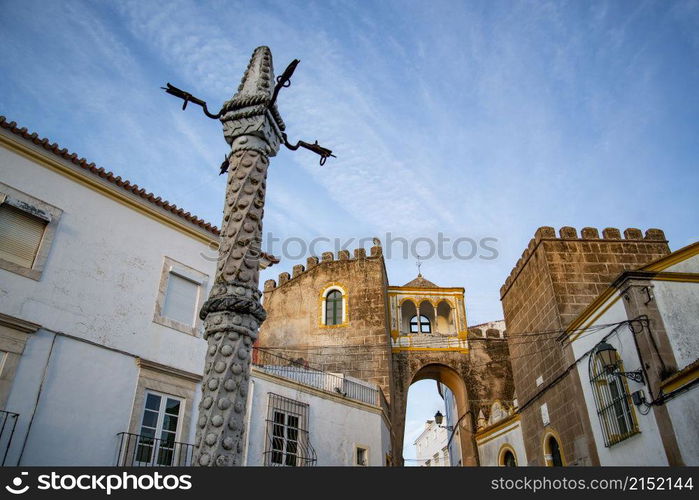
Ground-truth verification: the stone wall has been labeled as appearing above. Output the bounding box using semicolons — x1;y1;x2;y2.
258;246;393;398
500;226;671;465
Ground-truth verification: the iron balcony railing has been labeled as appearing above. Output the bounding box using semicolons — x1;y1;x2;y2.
0;410;19;466
253;348;380;406
263;393;317;467
115;432;194;466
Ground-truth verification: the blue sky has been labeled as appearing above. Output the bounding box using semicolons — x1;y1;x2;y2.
2;0;698;464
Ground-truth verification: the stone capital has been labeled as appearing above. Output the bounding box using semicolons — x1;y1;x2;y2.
220;46;284;156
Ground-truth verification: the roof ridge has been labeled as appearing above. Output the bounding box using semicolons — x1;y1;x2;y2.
402;274;439;288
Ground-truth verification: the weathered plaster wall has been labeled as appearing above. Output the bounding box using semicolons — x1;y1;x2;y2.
4;332;138;465
665;394;699;465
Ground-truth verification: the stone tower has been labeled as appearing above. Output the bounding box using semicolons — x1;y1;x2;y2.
257;244;514;465
500;226;671;465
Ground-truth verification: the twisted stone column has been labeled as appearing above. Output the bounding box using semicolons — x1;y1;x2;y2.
194;46;283;466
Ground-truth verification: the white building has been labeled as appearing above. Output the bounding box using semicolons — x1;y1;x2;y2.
470;242;698;467
245;351;391;466
563;242;699;466
473;400;527;466
440;383;462;466
414;418;450;467
0;116;389;466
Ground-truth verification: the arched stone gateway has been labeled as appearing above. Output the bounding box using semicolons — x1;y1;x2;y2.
258;246;514;465
391;345;513;466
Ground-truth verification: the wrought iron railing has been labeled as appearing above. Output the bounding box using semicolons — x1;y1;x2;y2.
253;348;380;406
0;410;19;466
263;394;317;467
115;432;194;466
589;355;640;447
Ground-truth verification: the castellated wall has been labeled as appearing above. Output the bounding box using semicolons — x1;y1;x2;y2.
500;226;671;465
257;246;393;398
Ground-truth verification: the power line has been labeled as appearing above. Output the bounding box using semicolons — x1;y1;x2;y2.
255;321;620;352
254;321;630;372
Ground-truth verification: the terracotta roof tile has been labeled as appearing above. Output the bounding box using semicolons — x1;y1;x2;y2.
402;274;439;288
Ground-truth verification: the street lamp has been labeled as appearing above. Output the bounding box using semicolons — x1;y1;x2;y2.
433;410;452;430
594;341;645;384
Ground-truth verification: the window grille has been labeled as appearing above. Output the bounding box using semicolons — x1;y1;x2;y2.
264;394;316;466
589;349;640;447
409;315;431;333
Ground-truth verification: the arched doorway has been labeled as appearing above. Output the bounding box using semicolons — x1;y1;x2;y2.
396;363;477;466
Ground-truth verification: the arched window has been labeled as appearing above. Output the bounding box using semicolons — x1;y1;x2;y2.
324;290;343;326
499;445;517;467
409;315;431;333
548;437;562;467
589;346;638;446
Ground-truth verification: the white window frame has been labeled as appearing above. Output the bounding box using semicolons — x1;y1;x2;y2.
355;445;369;466
153;257;209;336
0;183;62;281
270;408;302;467
320;284;348;327
135;390;184;466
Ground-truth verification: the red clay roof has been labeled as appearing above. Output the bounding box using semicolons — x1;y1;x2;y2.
1;115;220;235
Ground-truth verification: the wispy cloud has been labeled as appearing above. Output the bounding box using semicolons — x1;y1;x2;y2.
1;0;697;322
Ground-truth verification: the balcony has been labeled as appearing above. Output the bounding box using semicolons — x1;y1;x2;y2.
0;409;19;466
115;432;194;466
252;348;382;407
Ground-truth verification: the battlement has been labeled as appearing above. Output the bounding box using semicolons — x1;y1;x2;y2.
468;319;507;339
499;226;667;299
263;244;383;292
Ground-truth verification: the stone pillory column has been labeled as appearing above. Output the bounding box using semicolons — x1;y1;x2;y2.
195;46;284;467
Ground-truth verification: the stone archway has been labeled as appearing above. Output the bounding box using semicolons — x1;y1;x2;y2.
409;363;476;466
389;338;514;467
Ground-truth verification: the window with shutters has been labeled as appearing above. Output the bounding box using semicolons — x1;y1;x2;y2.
0;204;47;268
0;184;62;281
153;257;209;336
162;273;199;326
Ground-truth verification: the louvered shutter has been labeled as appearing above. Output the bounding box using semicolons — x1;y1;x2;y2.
162;273;200;325
0;204;47;268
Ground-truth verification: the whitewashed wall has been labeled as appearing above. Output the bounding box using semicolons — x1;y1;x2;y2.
244;372;390;466
476;420;527;466
654;255;699;465
569;299;668;465
5;332;138;465
653;254;699;370
414;420;449;466
1;137;215;464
